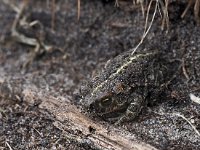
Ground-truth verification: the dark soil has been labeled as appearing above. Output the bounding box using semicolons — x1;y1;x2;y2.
0;0;200;149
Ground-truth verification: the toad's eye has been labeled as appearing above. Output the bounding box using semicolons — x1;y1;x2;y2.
100;97;112;107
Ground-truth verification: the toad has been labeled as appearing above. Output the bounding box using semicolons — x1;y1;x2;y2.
80;49;167;124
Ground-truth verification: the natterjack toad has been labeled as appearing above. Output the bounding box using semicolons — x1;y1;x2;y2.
80;49;166;124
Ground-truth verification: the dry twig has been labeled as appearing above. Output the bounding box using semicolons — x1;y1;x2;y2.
2;0;53;66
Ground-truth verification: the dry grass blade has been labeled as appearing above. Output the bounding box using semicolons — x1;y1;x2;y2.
131;0;158;55
77;0;80;20
51;0;56;31
194;0;200;24
5;141;13;150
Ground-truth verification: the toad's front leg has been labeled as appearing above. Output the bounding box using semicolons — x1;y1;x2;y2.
114;89;146;125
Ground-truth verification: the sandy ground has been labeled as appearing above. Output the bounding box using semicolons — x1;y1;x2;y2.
0;0;200;149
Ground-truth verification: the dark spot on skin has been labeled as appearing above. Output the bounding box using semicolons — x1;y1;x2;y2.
88;126;96;134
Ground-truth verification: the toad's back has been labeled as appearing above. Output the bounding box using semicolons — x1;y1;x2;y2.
91;50;160;95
